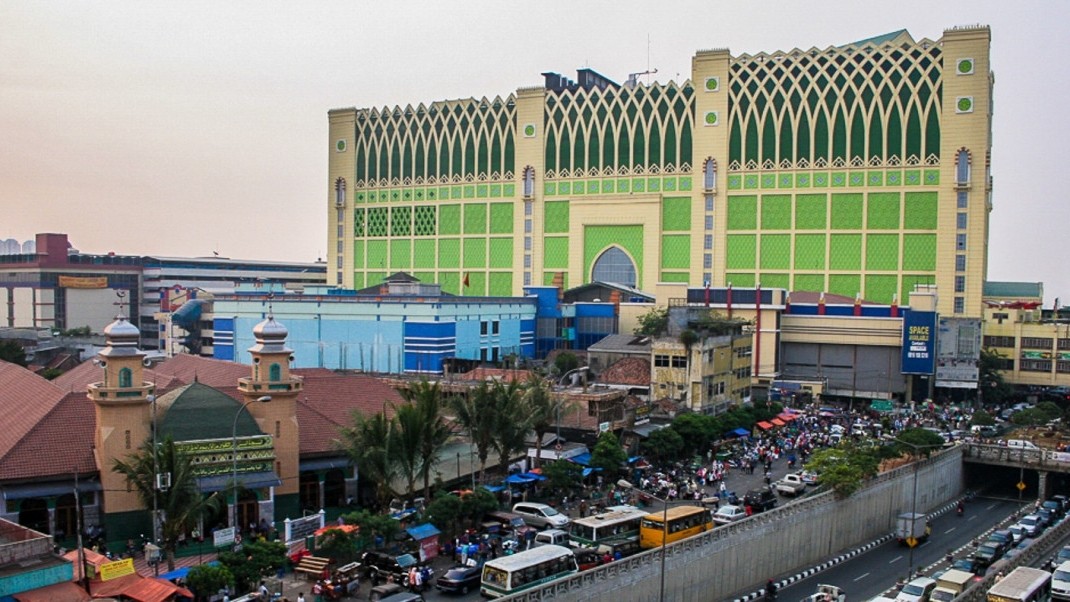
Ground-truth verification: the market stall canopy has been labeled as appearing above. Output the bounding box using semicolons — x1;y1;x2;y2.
315;524;359;537
406;523;441;540
756;421;774;430
504;473;538;484
771;418;786;426
568;452;592;467
729;428;750;438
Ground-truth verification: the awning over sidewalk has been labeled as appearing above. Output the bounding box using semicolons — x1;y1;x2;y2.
756;421;774;430
771;418;785;426
13;581;92;602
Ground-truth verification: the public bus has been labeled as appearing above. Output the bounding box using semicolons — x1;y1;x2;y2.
568;506;648;557
638;505;714;549
480;544;579;598
988;566;1052;602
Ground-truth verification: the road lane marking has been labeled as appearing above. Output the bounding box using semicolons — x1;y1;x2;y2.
854;573;870;582
890;555;902;563
944;527;956;534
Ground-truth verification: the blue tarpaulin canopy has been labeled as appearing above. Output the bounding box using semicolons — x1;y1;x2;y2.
570;452;592;466
582;467;603;477
482;484;505;492
519;472;547;481
729;428;750;438
406;523;441;541
160;561;218;581
504;473;536;484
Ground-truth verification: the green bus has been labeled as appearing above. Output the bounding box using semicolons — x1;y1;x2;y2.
480;544;579;598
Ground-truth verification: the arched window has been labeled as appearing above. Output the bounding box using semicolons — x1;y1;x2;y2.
703;157;717;191
523;166;535;198
955;149;970;185
118;367;132;388
334;177;346;206
269;363;281;382
592;247;637;287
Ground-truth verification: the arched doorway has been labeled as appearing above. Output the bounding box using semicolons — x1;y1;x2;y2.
324;469;347;508
299;472;320;513
236;490;259;534
54;494;79;542
18;498;49;534
591;246;637;287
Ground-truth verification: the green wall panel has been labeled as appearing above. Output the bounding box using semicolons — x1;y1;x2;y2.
413;271;434;285
367;207;389;236
904;191;938;229
901;275;932;305
439;205;461;235
489;203;514;234
352;273;365;290
866;192;900;229
366;271;386;288
543;237;569;269
727;195;758;230
463;238;486;268
367;240;387;270
830;193;863;229
661;272;690;283
465;271;486;295
544;201;570;233
760;234;790;269
662;197;691;231
352;241;364;268
828;274;861;298
389;239;411;269
902;234;937;270
413;240;436;269
795;194;827;229
391;206;412;236
794;234;826;270
865;234;899;270
440;272;460;295
489;238;513;268
489;272;512;296
438;239;460;268
761;273;790;289
726;273;755;288
464;203;487;234
865;274;898;304
584;225;643;286
661;235;691;269
761;195;792;229
725;234;756;269
793;273;825;293
543;272;569;288
829;234;862;270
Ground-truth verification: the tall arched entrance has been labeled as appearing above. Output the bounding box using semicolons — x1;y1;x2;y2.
591;246;637;287
236;490;259;533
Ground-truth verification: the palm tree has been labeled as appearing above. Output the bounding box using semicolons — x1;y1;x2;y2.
338;412;400;508
397;380;454;500
448;381;498;483
112;435;223;571
492;380;532;475
523;376;559;468
391;403;424;498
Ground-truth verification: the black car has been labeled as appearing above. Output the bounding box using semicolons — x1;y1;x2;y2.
973;542;1004;569
743;489;778;513
952;557;984;576
435;565;481;595
361;551;420;585
987;529;1014;549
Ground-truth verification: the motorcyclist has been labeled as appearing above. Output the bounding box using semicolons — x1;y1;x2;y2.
956;501;964;516
766;579;778;600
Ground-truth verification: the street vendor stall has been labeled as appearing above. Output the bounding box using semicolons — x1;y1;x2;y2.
405;523;441;562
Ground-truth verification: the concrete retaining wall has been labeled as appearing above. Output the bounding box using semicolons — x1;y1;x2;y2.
500;446;964;601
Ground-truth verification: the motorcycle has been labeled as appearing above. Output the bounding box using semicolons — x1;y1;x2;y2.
956;503;964;517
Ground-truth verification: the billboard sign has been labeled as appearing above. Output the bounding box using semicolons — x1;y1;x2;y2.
901;311;936;375
935;317;982;389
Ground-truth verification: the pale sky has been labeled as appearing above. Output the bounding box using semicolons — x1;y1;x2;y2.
1;2;1066;301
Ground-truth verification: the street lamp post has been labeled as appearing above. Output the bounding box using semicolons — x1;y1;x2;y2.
148;394;159;576
893;438;944;581
232;396;271;531
618;479;668;601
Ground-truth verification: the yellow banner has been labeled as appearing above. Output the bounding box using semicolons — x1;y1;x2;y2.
58;276;109;289
99;557;136;581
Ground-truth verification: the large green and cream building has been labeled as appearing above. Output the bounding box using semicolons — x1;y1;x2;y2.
328;26;992;318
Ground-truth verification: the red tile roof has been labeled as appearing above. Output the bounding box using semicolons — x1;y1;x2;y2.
297;373;405;454
0;391;97;480
0;361;65;462
597;357;651;386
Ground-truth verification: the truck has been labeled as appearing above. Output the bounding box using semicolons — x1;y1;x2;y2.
930;568;975;602
774;473;808;497
894;512;931;545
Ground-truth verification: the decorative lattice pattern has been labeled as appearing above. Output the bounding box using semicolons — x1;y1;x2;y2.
544;82;694;177
353;209;365;236
367;207;389;237
728;33;943;170
414;206;436;236
391;206;412;236
353;96;517;186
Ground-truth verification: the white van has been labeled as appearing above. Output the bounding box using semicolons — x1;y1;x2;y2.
896;576;937;602
1007;439;1040;450
1053;560;1070;600
534;528;569;547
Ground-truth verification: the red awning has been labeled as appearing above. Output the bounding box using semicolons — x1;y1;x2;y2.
776;412;797;422
14;581;92;602
91;573;192;602
771;418;786;426
315;523;359;537
757;421;774;430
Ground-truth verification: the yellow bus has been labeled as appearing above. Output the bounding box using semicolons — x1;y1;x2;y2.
639;505;714;549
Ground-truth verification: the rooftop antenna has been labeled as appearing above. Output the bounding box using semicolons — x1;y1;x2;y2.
114;290;127;318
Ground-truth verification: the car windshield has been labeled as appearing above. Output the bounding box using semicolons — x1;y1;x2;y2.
542;507;560;517
445;568;473;579
1059;547;1070;560
952;560;973;570
977;545;997;555
1022;517;1037;526
902;583;926;595
1055;569;1070;581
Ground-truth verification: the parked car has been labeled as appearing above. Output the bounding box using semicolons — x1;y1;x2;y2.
435;565;482;595
1039;507;1056;527
361;551;420;585
512;502;570;529
987;529;1014;550
1056;545;1070;565
743;489;777;513
1007;524;1026;544
951;557;984;576
895;576;937;602
713;505;747;524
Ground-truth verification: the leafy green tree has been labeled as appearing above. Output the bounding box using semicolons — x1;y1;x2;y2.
590;431;627;475
315;526;360;564
1035;401;1062;422
804;442;882;498
448;382;499;483
0;340;27;366
635;306;668;336
338;412;400;508
340;509;401;550
542;459;584;494
891;428;947;457
458;488;499;524
641;427;685;463
970;411;996;426
217;539;286;593
1012;408;1047;426
979;348;1014;405
426;493;465;538
523;376;565;468
391;403;424;498
186;564;233;600
492;380;532;474
554;352;580;376
671;413;715;454
112;435;223;571
398;380;454;500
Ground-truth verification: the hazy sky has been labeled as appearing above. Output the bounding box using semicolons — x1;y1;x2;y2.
2;2;1066;301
